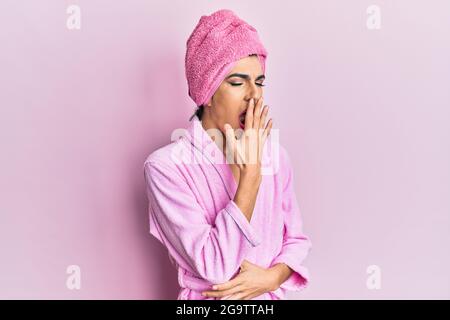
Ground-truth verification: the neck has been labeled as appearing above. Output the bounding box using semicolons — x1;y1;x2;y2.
201;117;227;156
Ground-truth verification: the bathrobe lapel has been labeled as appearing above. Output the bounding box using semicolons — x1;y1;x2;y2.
185;115;238;201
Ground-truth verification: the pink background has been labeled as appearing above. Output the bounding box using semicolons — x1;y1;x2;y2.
1;0;449;299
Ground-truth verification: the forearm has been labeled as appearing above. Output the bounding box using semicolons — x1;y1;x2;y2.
233;170;262;223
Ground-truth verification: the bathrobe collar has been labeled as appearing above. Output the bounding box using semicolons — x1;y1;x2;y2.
185;115;238;200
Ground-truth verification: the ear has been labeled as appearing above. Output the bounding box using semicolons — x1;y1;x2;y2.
205;95;214;107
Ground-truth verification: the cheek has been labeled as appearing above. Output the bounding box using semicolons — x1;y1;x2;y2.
216;89;242;105
214;90;243;113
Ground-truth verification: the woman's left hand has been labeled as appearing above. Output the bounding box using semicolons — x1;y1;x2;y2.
201;260;280;300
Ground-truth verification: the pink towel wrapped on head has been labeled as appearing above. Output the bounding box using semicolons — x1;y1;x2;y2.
185;9;268;107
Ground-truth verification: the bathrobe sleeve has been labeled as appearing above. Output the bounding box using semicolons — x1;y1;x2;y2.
270;148;312;291
144;160;262;284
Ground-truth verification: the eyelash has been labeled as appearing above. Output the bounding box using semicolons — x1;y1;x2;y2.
230;83;265;87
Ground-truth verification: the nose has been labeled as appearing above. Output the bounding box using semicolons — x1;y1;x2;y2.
245;83;262;105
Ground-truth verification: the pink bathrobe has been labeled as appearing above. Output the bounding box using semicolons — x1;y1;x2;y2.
143;115;311;300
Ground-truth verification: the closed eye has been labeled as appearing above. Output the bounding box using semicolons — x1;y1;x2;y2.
230;83;266;87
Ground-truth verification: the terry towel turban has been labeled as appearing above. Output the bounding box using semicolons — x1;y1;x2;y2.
185;9;268;107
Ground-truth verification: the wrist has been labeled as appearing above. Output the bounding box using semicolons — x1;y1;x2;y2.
268;263;293;291
267;266;283;291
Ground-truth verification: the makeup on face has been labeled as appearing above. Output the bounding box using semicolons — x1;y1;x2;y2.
226;73;266;87
224;71;265;130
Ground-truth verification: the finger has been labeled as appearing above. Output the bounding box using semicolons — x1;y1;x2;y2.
257;105;268;159
222;293;238;300
215;284;244;297
224;123;235;140
235;144;246;167
224;123;237;164
227;291;247;300
202;285;244;298
212;277;242;291
245;98;254;130
247;99;261;164
260;119;273;161
259;105;269;134
241;292;257;300
261;118;273;144
252;97;263;130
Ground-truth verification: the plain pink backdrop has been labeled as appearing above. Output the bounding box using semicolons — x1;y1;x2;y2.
0;0;449;299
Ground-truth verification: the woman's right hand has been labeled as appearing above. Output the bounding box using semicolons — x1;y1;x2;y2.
224;97;273;181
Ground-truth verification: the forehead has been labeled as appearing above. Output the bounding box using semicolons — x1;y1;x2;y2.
228;55;263;76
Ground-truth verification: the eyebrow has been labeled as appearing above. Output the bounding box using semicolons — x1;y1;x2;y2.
225;73;265;81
